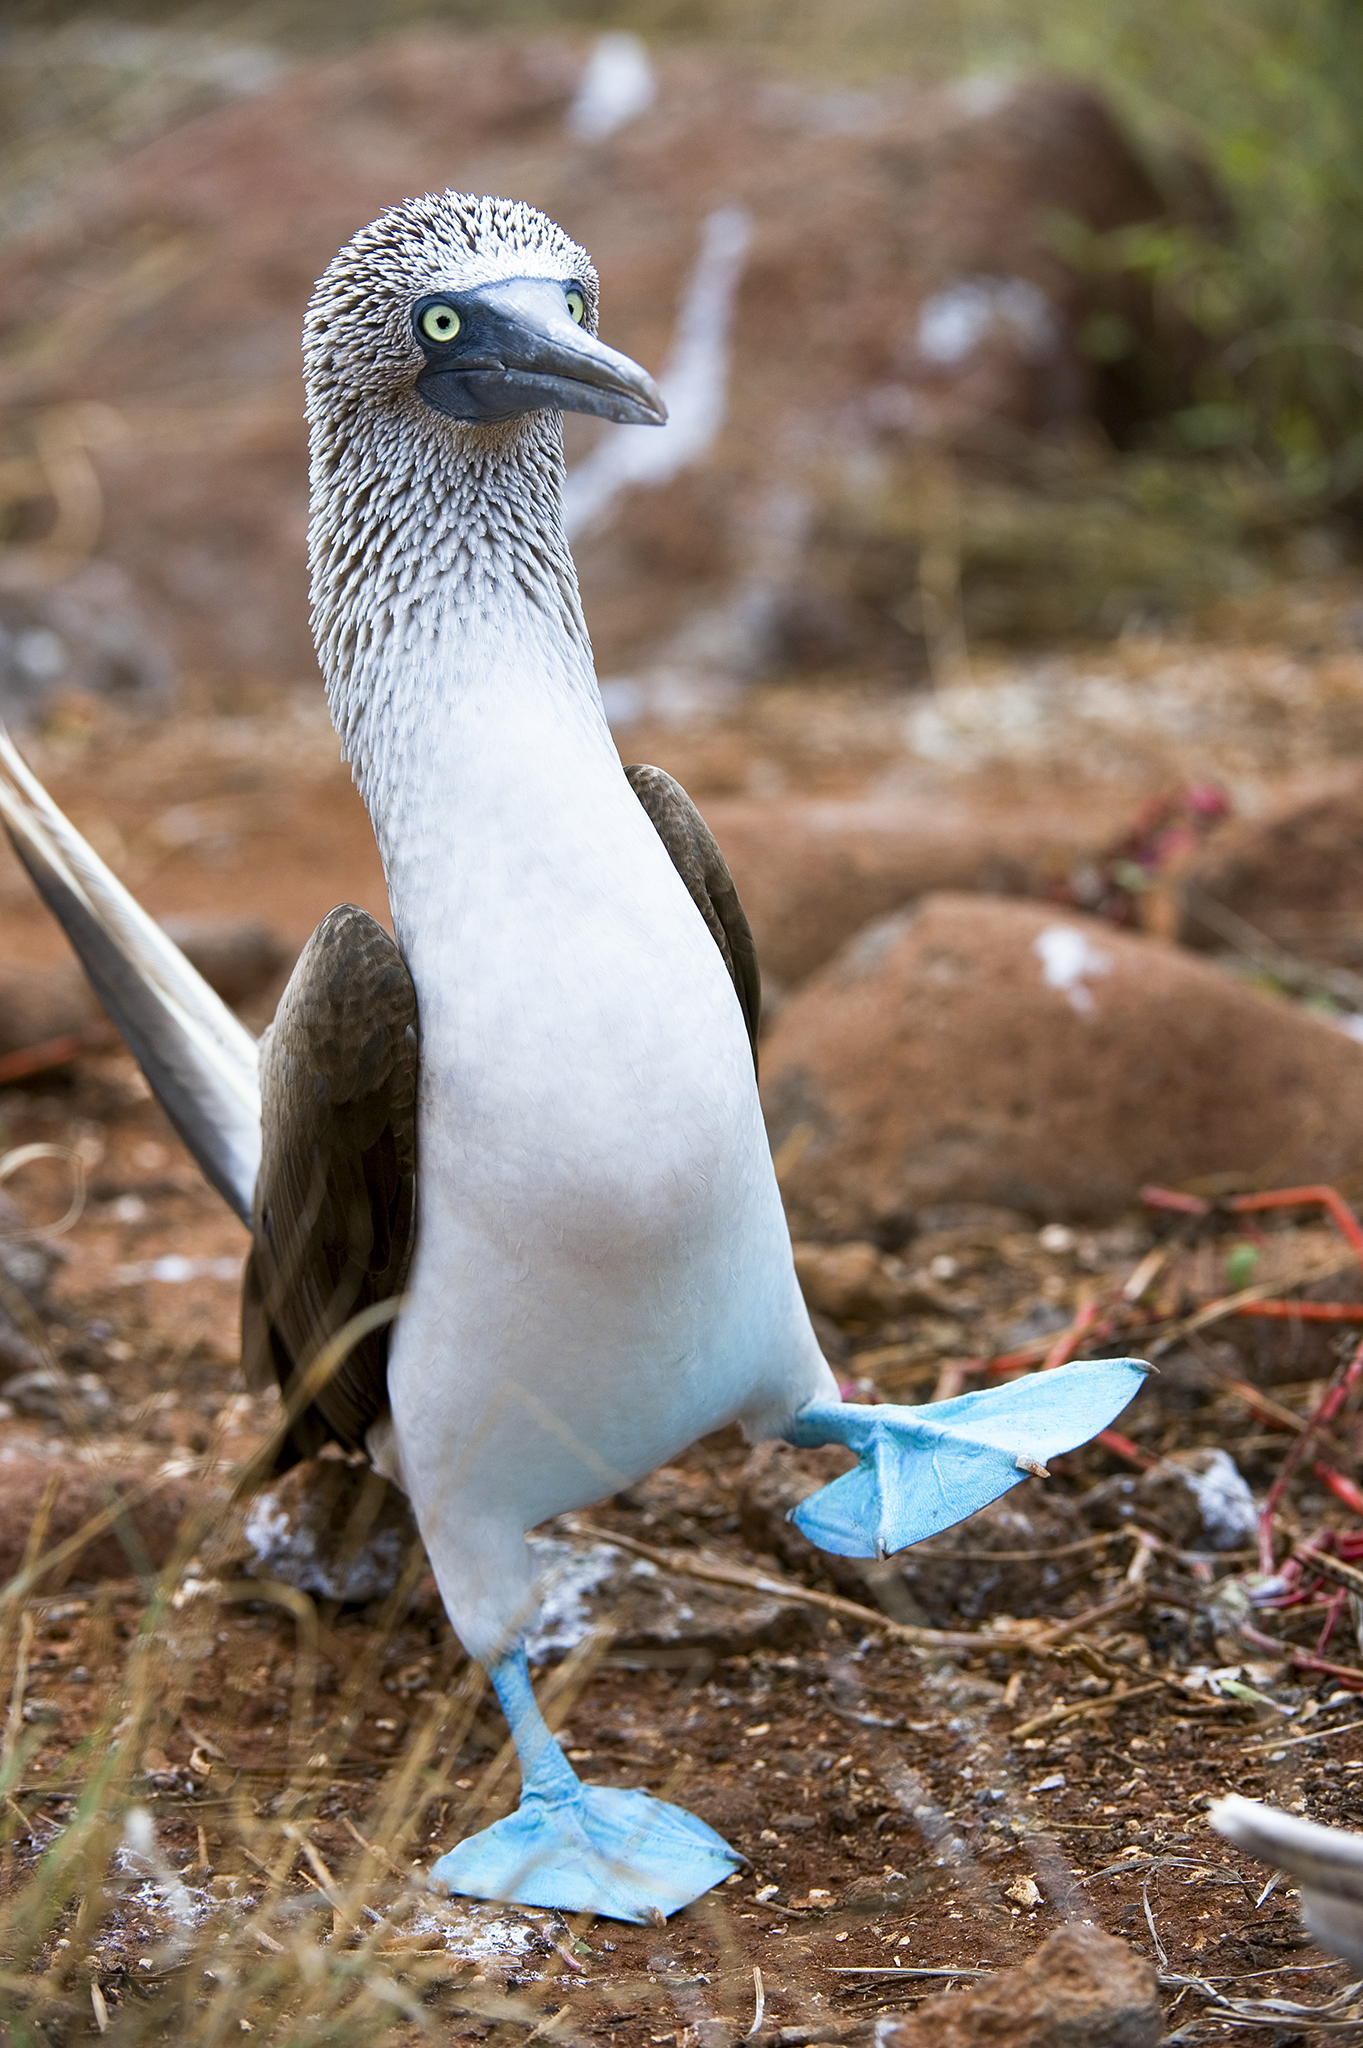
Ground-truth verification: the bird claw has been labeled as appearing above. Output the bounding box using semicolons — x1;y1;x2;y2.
429;1784;741;1923
787;1357;1149;1559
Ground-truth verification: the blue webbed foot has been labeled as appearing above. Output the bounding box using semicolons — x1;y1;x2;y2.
430;1781;740;1922
788;1356;1148;1558
428;1648;740;1923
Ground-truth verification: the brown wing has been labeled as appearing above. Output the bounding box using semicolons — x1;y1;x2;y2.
240;905;417;1471
625;763;760;1070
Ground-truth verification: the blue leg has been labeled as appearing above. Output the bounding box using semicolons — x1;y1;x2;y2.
429;1649;741;1922
788;1356;1149;1558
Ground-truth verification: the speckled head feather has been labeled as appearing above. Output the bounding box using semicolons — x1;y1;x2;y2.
304;194;603;784
304;192;599;410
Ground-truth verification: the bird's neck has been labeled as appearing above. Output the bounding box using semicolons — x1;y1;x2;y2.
309;406;612;855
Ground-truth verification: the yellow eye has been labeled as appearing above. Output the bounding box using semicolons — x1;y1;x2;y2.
419;303;461;343
565;288;586;326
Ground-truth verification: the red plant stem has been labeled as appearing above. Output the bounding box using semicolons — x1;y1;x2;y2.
1235;1301;1363;1322
1258;1561;1305;1605
1239;1619;1294;1656
1259;1342;1363;1572
1230;1186;1363;1261
1291;1651;1363;1688
1266;1534;1337;1604
1237;1617;1363;1686
1140;1186;1209;1216
1317;1588;1349;1654
1220;1379;1303;1433
1043;1299;1100;1372
978;1315;1120;1382
0;1032;86;1086
1314;1462;1363;1519
1097;1428;1159;1470
1141;1181;1363;1280
983;1344;1050;1377
935;1345;1047;1384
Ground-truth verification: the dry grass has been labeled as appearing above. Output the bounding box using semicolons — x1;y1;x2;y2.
10;1116;1363;2042
0;1535;579;2046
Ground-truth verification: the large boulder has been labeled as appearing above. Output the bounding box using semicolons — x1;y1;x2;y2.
0;35;1190;688
762;892;1363;1227
0;1450;205;1587
1164;769;1363;972
0;917;290;1063
707;789;1115;990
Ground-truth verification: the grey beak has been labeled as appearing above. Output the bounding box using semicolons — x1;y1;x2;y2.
415;277;667;428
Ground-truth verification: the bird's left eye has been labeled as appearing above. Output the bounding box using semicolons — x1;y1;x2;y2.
565;287;586;326
419;303;461;343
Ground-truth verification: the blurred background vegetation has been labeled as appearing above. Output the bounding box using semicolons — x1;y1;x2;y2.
8;0;1362;488
2;0;1361;654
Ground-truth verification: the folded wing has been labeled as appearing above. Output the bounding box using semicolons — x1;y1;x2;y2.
241;905;418;1468
625;763;760;1069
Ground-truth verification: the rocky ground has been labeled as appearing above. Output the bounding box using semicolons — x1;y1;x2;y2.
7;641;1363;2043
7;18;1363;2043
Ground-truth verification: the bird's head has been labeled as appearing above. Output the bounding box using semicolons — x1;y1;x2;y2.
304;192;666;436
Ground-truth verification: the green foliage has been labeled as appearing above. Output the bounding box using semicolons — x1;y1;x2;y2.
760;0;1363;541
856;0;1363;493
1224;1242;1259;1291
1040;0;1363;490
676;0;1363;493
6;0;1359;632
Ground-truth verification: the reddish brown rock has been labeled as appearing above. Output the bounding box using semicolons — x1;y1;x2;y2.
0;1450;207;1587
895;1487;1091;1623
0;38;1189;686
707;792;1112;990
737;1440;863;1602
1165;769;1363;972
791;1240;960;1321
875;1922;1160;2048
243;1455;421;1604
1084;1446;1257;1552
0;959;98;1057
529;1531;822;1662
0;919;290;1062
762;892;1363;1226
160;916;293;1011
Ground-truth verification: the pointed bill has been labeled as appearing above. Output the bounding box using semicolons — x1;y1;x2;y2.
414;277;666;428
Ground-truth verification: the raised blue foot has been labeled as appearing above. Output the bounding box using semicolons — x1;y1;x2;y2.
429;1650;741;1922
788;1356;1148;1558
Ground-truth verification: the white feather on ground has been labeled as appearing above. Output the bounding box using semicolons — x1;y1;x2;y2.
1212;1794;1363;1972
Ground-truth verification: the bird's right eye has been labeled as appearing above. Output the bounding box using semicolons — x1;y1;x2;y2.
419;303;461;343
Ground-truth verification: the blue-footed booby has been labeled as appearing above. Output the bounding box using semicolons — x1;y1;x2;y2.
0;192;1146;1924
